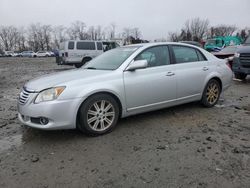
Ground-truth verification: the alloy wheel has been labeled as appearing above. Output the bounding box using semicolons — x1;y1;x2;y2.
206;82;219;105
87;100;115;131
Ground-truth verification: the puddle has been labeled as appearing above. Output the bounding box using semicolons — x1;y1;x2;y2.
0;135;22;153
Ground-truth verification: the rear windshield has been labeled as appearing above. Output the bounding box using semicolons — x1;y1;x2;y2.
77;42;95;50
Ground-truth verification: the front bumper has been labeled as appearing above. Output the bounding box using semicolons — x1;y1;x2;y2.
232;57;250;75
18;97;83;130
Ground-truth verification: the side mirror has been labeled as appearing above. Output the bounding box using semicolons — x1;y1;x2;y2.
126;60;148;71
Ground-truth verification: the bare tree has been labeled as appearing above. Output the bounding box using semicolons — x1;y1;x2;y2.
0;26;19;51
42;25;52;50
15;27;27;51
210;25;237;37
96;25;102;40
88;26;95;40
184;18;209;41
27;23;40;51
109;23;116;39
67;21;87;40
52;25;67;49
132;27;141;39
168;31;180;42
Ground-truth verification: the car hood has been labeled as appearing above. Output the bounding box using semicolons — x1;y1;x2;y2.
237;45;250;53
24;69;113;92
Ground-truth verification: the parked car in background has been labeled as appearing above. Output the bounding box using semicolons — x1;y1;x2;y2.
36;51;51;57
205;36;242;52
48;51;55;57
4;51;15;57
232;36;250;80
56;40;119;68
212;45;239;68
13;52;21;57
18;42;232;135
180;41;202;48
21;51;37;57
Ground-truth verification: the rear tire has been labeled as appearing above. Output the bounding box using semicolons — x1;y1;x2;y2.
234;73;247;80
201;79;221;107
77;94;119;136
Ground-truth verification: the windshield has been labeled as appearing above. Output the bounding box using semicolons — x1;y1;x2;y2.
206;39;216;45
84;47;139;70
220;46;237;54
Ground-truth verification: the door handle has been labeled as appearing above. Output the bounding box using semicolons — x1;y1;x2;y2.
166;72;175;76
202;67;209;71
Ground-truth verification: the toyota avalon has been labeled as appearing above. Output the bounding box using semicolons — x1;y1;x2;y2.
18;42;232;135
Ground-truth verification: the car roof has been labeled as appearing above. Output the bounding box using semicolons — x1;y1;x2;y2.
124;42;201;49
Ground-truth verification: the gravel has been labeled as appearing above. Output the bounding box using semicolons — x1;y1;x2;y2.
0;57;250;188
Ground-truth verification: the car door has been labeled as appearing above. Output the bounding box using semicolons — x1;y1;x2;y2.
123;45;177;112
170;45;209;100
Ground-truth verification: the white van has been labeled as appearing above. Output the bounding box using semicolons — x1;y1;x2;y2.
56;40;119;68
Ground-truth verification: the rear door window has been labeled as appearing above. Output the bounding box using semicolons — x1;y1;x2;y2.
172;46;199;63
76;42;96;50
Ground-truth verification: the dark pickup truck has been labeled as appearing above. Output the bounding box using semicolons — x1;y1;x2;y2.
233;36;250;79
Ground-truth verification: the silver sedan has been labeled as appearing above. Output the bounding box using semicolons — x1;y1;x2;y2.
18;42;232;135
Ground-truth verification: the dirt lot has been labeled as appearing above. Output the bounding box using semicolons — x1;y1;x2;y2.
0;57;250;188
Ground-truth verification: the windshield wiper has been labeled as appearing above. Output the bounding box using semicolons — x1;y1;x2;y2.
85;67;96;70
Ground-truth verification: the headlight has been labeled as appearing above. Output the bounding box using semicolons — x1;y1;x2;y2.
234;53;240;58
34;87;65;103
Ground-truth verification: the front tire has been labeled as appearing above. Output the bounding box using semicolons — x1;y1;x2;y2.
77;94;120;136
201;79;221;107
234;73;247;80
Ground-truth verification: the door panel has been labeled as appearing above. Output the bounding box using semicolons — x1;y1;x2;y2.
171;45;210;99
175;61;209;99
123;65;177;110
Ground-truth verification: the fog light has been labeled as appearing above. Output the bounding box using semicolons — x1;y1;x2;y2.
22;115;29;122
40;117;49;125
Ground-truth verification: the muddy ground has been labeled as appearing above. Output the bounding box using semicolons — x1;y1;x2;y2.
0;57;249;188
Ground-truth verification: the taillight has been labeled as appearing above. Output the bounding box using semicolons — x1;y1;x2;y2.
226;61;232;70
65;52;68;57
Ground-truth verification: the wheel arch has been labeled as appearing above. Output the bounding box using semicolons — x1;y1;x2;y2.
204;73;223;93
82;56;92;63
210;77;222;91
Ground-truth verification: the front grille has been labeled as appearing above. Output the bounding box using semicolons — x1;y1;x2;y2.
19;88;31;105
240;53;250;67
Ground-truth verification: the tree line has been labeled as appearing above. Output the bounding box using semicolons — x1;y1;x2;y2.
0;21;142;52
168;17;250;42
1;18;249;52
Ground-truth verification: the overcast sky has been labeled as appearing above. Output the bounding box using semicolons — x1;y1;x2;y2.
0;0;250;40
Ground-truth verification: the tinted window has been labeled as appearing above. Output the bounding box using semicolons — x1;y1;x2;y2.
172;46;199;63
135;46;170;67
196;50;207;61
68;41;74;50
97;42;103;50
77;42;95;50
